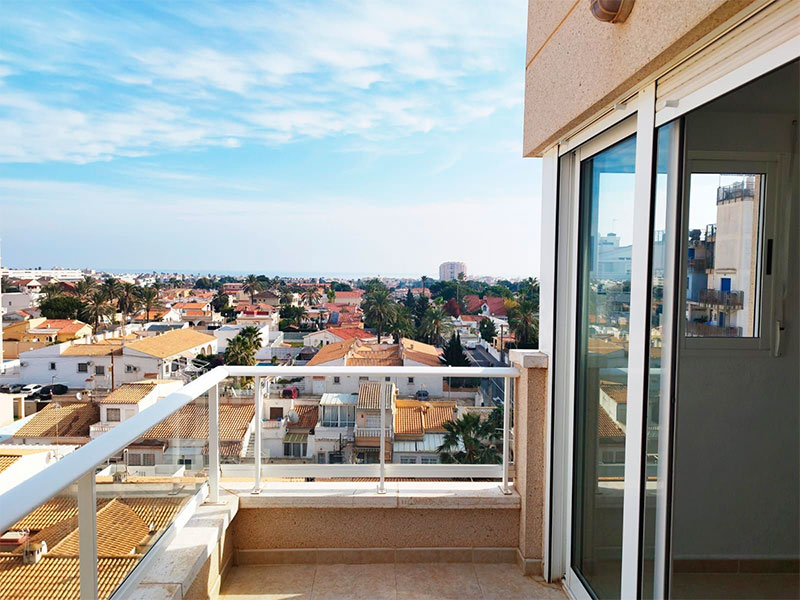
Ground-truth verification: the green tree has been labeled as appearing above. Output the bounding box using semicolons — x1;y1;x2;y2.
224;335;256;366
301;287;321;306
508;299;539;347
326;287;336;303
39;296;84;320
437;412;501;464
478;317;497;343
238;325;263;350
212;290;229;312
443;332;470;367
74;276;97;302
194;277;214;290
242;274;262;305
40;282;64;301
100;277;123;303
80;292;114;329
404;289;415;309
420;275;428;295
388;306;415;343
1;277;19;293
414;295;430;328
117;282;141;325
137;286;162;321
330;282;352;292
420;305;451;345
362;287;396;343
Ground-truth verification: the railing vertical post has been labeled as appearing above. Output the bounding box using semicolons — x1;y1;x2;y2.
377;389;386;494
77;470;98;600
251;376;262;495
502;376;512;495
208;383;220;503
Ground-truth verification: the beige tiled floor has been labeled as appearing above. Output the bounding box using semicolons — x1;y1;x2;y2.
219;563;567;600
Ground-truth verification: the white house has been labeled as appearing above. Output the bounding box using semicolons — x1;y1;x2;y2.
302;327;376;348
90;380;184;439
119;328;217;383
19;341;120;390
304;338;444;397
212;323;270;353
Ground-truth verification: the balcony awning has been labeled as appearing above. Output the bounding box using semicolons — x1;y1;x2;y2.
284;433;308;443
320;393;358;406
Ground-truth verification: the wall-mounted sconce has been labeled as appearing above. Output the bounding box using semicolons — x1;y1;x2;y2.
590;0;635;23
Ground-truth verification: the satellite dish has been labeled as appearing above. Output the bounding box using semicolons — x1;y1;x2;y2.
75;392;83;401
287;410;299;424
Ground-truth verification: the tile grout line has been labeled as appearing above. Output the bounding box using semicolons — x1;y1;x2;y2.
471;561;486;600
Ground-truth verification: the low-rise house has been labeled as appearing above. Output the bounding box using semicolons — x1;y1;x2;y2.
314;392;357;463
322;302;363;327
304;338;443;397
132;307;182;323
3;318;92;344
392;399;457;464
119;328;217;383
136;400;254;470
251;290;281;307
235;305;279;329
10;278;42;295
0;445;77;494
89;380;184;440
170;301;215;324
212;323;270;353
1;292;35;317
333;290;364;306
464;295;508;318
302;326;375;348
282;403;318;460
354;382;395;463
19;340;123;389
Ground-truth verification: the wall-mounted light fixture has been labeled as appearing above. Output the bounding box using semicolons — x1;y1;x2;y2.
590;0;635;23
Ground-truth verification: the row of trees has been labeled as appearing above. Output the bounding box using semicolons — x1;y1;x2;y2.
37;277;162;330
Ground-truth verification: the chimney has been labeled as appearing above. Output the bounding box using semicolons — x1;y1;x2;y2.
22;540;47;564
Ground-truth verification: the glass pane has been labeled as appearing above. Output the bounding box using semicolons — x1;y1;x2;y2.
572;133;636;599
685;173;763;337
641;121;679;598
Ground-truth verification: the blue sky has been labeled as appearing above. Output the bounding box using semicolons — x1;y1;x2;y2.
0;0;541;278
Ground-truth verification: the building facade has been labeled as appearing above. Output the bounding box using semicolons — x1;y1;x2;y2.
438;261;466;281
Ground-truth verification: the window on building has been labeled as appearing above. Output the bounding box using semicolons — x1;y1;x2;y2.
269;407;284;420
128;453;142;466
421;457;438;464
400;456;418;464
95;365;105;376
384;376;391;382
77;363;88;373
49;362;56;371
142;453;156;466
358;376;367;382
106;408;121;422
408;377;414;384
125;365;135;373
283;442;307;458
333;376;340;384
177;458;192;468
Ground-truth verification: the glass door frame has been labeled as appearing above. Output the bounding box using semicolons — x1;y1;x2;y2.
549;47;800;600
554;88;657;599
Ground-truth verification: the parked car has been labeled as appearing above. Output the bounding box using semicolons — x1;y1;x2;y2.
0;383;24;394
281;386;299;399
38;383;69;400
415;389;430;401
21;384;43;399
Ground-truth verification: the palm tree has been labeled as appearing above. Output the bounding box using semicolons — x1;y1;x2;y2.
100;277;123;303
421;305;451;345
137;286;162;321
437;412;501;464
238;326;263;350
242;274;262;305
508;299;539;347
74;277;97;302
224;335;256;366
80;292;114;330
421;275;428;295
40;282;64;301
118;282;140;325
326;287;336;303
362;288;396;343
301;287;322;307
280;291;295;305
388;306;415;343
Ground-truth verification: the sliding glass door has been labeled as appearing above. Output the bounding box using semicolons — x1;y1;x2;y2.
571;133;637;599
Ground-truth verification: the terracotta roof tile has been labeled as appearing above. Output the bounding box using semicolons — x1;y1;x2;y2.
124;329;215;358
98;383;156;404
598;410;625;439
50;500;149;557
357;382;395;410
141;402;253;441
13;403;99;439
288;404;318;430
306;339;356;366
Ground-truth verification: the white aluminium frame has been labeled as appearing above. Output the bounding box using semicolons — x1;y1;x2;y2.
544;27;799;600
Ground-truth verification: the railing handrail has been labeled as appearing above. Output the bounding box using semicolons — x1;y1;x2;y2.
0;364;517;532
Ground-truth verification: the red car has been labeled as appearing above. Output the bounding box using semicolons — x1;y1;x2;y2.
281;386;299;399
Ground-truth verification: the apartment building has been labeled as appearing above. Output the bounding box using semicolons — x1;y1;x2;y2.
525;1;799;597
3;318;92;344
439;261;466;281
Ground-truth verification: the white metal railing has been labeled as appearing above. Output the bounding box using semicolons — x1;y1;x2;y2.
0;364;517;599
354;425;393;438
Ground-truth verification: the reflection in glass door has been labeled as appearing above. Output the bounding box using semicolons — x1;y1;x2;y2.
572;134;637;598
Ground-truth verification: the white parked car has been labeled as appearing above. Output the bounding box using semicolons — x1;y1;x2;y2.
21;384;43;399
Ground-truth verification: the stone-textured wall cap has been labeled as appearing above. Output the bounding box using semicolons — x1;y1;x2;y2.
508;349;548;369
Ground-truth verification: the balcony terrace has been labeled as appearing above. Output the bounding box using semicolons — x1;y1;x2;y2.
0;353;561;600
